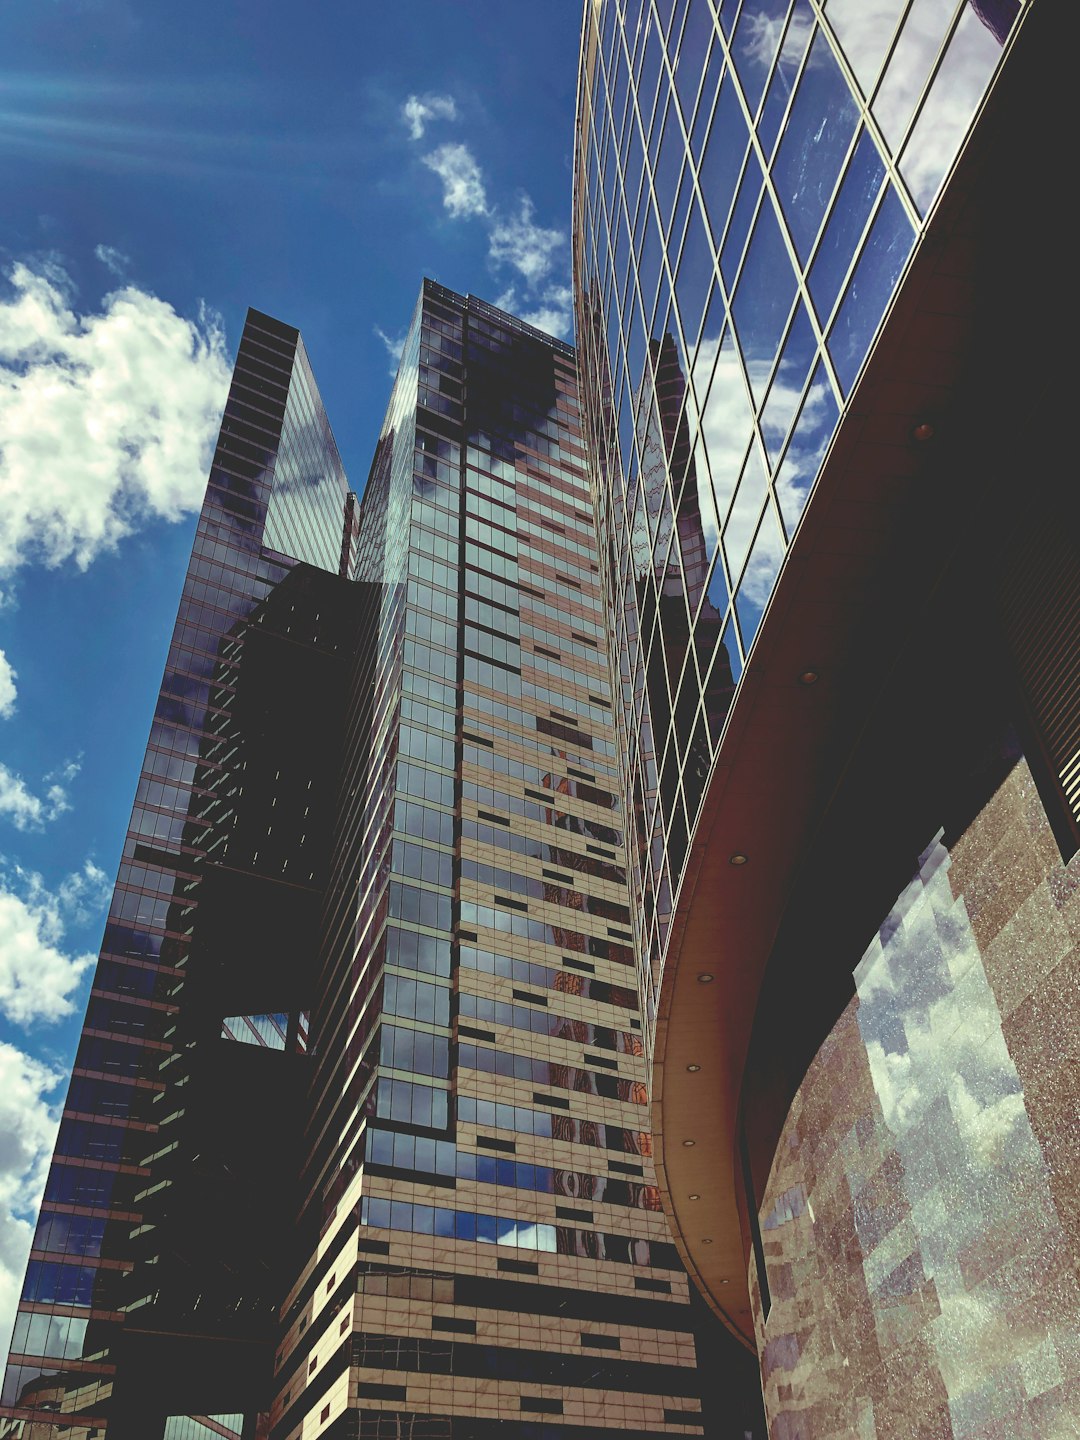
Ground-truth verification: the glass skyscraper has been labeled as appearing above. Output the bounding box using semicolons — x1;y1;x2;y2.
575;1;1079;1435
1;285;758;1438
573;0;1029;1057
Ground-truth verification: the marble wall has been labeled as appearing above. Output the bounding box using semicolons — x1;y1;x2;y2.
751;759;1080;1438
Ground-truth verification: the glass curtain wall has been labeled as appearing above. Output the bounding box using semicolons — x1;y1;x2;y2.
573;0;1027;1057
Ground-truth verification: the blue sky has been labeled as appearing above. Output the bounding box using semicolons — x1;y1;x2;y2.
0;0;582;1347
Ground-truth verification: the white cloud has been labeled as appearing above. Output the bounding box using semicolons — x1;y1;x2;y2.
0;1041;64;1358
408;118;572;338
402;93;458;141
421;142;488;218
93;242;130;277
0;758;79;832
488;197;564;286
0;654;15;719
56;858;110;924
373;324;407;375
0;863;98;1025
518;284;575;341
0;260;231;576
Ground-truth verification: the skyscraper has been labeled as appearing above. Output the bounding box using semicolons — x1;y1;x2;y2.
574;0;1077;1433
1;285;754;1439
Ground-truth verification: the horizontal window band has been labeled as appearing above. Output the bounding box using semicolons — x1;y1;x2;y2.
532;1092;570;1110
458;1024;497;1042
476;810;510;826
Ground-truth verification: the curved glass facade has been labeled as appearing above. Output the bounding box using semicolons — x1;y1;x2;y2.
573;0;1026;1052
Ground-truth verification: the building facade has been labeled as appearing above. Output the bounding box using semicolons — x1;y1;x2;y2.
1;285;760;1438
574;0;1079;1434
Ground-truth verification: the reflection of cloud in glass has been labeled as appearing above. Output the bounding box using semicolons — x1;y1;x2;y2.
690;330;753;556
735;0;798;103
724;443;768;584
853;835;1080;1432
823;1;1016;215
741;4;816;76
874;0;959;153
738;501;785;608
822;0;908;98
899;5;1014;213
759;303;816;462
774;360;837;536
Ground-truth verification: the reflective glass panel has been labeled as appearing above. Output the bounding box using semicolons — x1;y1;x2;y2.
807;129;885;323
828;185;914;395
732;196;796;404
900;1;1017;213
772;27;860;263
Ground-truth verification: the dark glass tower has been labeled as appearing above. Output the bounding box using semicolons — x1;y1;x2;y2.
0;308;360;1440
1;285;748;1439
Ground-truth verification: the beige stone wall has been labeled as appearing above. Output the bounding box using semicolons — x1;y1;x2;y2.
751;759;1080;1437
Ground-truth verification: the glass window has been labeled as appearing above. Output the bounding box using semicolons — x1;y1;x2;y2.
822;0;906;98
674;196;717;353
636;203;663;327
772;27;860;263
732;196;796;404
719;160;762;289
735;501;786;649
760;301;817;466
652;106;683;225
696;329;753;525
774;357;838;537
873;0;957;156
807;129;885;324
900;1;1016;214
828;184;914;395
637;17;664;142
732;0;792;113
723;441;769;581
698;75;749;244
680;22;719;140
756;0;815;159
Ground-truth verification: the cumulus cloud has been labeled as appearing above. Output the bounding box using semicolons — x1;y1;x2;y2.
0;260;230;577
518;285;575;340
0;653;15;719
56;858;110;924
488;197;564;286
408;114;572;339
421;142;489;218
0;862;100;1025
0;758;79;832
0;1041;64;1355
402;93;458;141
373;324;407;375
93;242;130;277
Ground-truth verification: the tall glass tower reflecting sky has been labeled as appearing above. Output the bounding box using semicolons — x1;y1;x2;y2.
1;285;760;1439
572;5;1078;1438
573;0;1027;1053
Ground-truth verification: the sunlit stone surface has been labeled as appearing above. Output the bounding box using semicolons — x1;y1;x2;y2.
752;761;1080;1436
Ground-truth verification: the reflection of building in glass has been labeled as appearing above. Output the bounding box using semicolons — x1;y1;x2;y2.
575;2;1077;1434
2;285;764;1437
